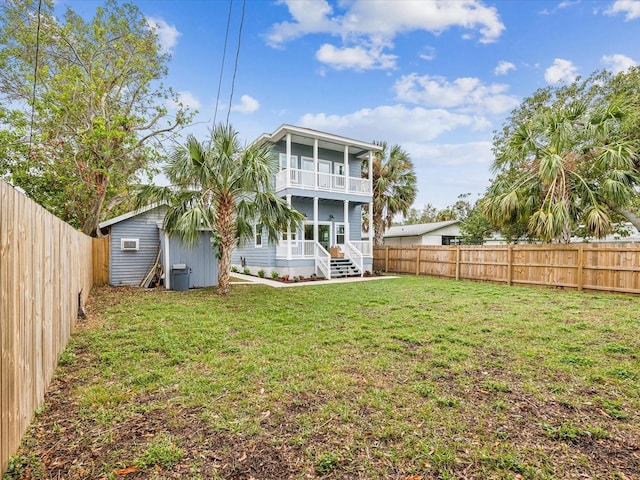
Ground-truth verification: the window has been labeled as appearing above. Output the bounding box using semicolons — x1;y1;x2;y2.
334;163;345;176
255;224;263;247
282;229;297;242
441;236;460;245
279;153;299;170
336;224;345;244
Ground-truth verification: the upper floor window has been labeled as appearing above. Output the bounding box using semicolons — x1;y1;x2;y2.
279;153;299;170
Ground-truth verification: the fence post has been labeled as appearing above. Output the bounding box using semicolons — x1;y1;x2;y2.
577;245;584;291
455;246;460;280
385;246;389;272
507;245;513;286
416;247;421;275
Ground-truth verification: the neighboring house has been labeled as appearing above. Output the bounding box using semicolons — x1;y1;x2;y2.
383;221;462;246
484;222;640;245
98;203;218;289
232;124;382;278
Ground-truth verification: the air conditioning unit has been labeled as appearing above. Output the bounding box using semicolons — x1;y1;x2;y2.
120;238;139;251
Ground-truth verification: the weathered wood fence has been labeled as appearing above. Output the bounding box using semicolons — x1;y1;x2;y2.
1;181;94;473
374;244;640;294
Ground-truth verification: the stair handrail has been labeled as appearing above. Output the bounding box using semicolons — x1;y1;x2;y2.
314;241;331;279
344;241;364;277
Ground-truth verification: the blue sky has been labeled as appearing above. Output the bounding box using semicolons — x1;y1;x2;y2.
59;0;640;210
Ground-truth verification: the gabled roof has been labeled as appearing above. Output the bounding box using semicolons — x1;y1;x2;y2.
98;202;167;229
384;220;460;238
254;124;382;157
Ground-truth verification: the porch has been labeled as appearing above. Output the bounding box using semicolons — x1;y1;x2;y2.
275;168;371;195
275;240;372;279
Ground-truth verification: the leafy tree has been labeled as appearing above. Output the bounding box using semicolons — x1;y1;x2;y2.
135;125;304;296
362;142;417;245
403;203;439;225
0;0;190;235
484;71;639;243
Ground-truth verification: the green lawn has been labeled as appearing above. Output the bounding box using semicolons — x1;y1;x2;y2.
5;276;640;479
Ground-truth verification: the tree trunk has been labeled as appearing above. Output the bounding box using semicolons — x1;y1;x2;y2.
616;208;640;232
82;177;109;237
373;211;385;246
216;194;235;296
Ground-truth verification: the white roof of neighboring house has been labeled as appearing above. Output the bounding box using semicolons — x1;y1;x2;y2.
98;202;167;229
384;220;460;238
254;124;383;157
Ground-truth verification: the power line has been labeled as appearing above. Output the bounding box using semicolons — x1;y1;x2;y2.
226;0;245;126
213;0;233;127
29;0;43;154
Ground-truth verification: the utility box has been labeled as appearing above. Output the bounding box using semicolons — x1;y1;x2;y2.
171;264;190;291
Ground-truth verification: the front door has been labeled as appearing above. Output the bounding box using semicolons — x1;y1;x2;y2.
304;222;331;251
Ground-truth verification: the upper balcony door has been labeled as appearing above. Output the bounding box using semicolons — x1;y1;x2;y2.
318;159;332;189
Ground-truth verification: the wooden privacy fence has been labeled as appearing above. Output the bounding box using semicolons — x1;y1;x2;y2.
1;180;94;473
92;236;110;285
374;244;640;295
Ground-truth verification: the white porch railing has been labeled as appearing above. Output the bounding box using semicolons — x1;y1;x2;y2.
343;241;364;276
275;240;332;279
348;240;372;257
275;168;371;195
314;242;331;279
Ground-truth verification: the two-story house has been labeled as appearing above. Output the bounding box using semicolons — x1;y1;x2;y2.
232;124;381;279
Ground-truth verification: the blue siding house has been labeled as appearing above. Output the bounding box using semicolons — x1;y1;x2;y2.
232;125;381;278
99;204;218;289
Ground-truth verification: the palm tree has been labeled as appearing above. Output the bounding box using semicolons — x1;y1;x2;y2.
362;142;417;246
136;124;303;295
483;100;639;243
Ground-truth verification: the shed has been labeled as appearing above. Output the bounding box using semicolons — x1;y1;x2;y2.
383;220;461;246
99;203;218;289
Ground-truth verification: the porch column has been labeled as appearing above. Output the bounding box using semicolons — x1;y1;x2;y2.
313;138;319;190
344;145;349;193
343;200;349;245
368;201;374;247
313;197;319;246
368;151;373;193
286;133;292;188
286;194;292;260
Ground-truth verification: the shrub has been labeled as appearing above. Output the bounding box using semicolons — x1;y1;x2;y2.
243;268;250;275
271;271;280;279
257;269;266;278
231;266;238;273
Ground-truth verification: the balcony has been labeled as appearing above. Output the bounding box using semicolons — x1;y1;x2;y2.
275;168;371;196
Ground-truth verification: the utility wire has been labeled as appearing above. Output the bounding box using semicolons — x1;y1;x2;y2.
226;0;245;126
29;0;43;154
213;0;233;127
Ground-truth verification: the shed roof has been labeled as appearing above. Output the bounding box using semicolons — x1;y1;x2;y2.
384;220;460;238
98;202;167;229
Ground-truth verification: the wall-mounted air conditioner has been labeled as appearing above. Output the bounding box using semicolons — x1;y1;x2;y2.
120;238;140;251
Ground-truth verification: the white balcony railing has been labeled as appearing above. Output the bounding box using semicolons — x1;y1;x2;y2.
348;241;372;257
275;168;371;195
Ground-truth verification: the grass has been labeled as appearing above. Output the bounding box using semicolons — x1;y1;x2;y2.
4;275;640;479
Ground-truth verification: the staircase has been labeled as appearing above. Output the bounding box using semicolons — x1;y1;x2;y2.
330;257;361;278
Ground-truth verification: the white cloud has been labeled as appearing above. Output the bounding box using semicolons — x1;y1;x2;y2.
267;0;504;70
605;0;640;20
494;60;516;75
315;43;397;70
231;95;260;114
393;74;519;114
167;91;201;110
266;0;340;47
602;53;637;73
544;58;578;83
419;46;436;61
146;17;181;53
407;141;493;167
299;104;478;143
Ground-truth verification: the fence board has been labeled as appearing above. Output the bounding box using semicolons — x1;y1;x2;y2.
374;243;640;295
92;236;110;285
0;180;93;474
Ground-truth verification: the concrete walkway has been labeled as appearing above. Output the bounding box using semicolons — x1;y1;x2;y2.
229;272;399;288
